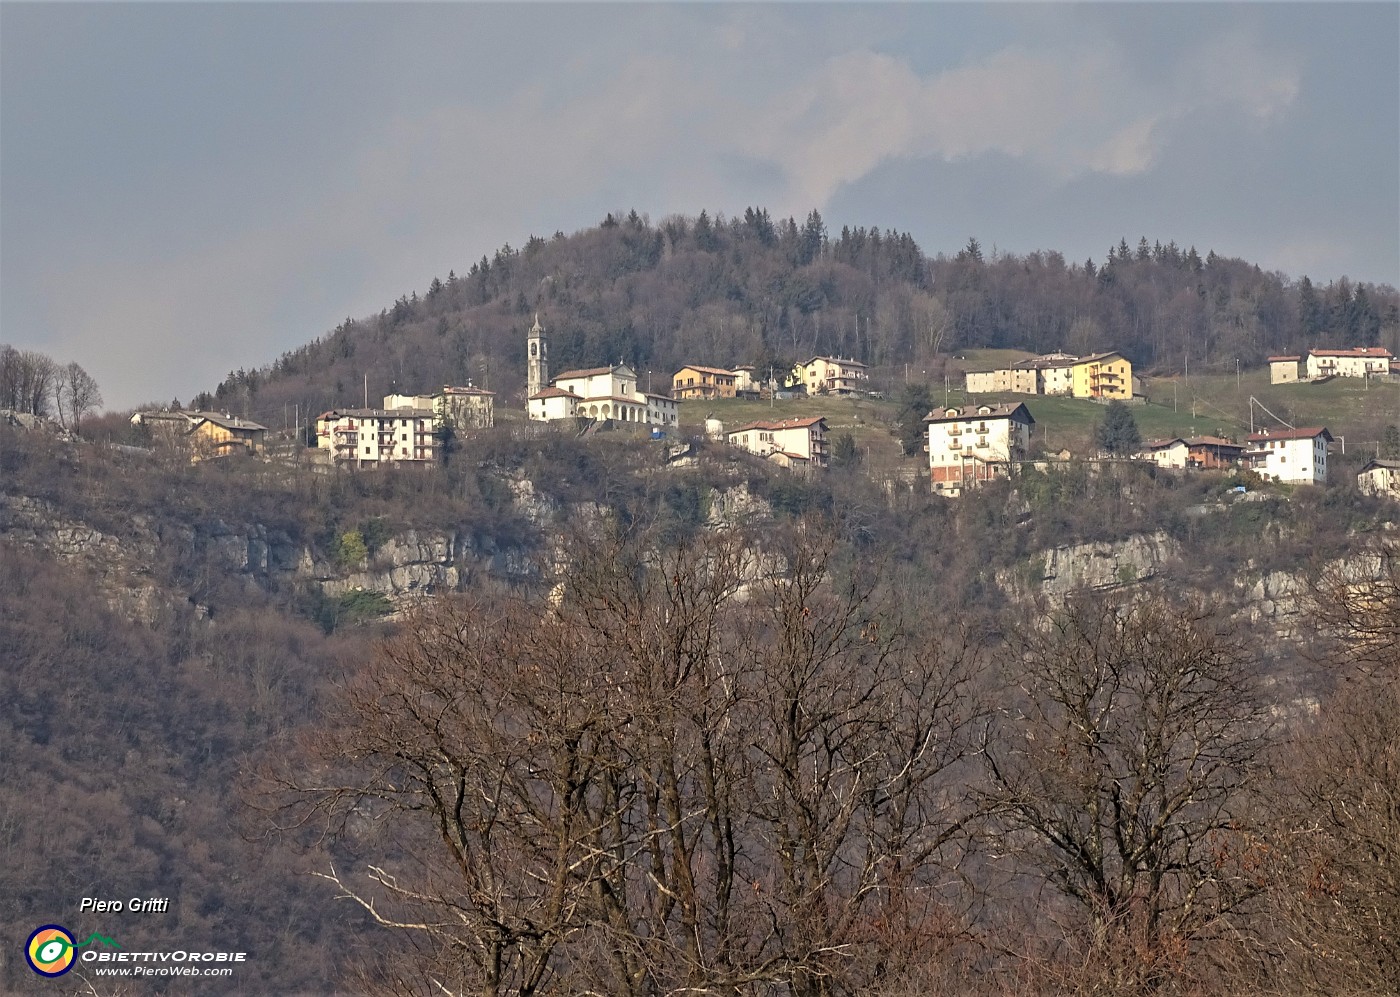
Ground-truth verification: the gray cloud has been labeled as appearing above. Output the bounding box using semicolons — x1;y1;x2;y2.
1;3;1393;410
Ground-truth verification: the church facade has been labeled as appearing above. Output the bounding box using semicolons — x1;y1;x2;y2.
525;317;679;428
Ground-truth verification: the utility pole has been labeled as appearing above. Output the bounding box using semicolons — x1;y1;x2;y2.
1235;358;1240;389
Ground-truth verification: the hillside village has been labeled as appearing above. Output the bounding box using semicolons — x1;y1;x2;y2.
5;247;1400;997
117;324;1400;498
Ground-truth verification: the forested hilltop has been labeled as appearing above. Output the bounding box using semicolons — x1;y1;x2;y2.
200;209;1400;424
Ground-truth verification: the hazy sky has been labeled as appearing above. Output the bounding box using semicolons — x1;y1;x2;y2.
3;2;1397;410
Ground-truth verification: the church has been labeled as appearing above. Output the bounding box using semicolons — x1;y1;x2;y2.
524;316;679;428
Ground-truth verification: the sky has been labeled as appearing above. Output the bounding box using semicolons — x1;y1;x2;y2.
2;2;1397;411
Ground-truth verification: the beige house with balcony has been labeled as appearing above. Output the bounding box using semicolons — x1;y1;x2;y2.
672;365;737;400
791;356;868;396
1305;347;1392;379
317;407;436;465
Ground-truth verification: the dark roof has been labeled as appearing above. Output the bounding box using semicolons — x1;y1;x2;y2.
1186;436;1244;449
924;403;1035;425
191;413;268;431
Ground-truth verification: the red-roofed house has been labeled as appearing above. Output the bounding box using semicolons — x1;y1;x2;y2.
726;417;829;468
1185;437;1246;469
1305;347;1392;379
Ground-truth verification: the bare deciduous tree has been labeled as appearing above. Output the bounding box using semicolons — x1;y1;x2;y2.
257;519;988;996
981;594;1273;990
53;361;103;434
1269;540;1400;994
0;344;58;416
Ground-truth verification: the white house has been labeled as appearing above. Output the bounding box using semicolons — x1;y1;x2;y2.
925;402;1035;496
1305;348;1392;379
1245;427;1332;484
1357;459;1400;497
527;386;583;422
727;417;829;468
317;407;436;465
1136;438;1189;469
731;365;761;395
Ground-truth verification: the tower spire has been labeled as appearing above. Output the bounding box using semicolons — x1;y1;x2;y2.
527;313;549;399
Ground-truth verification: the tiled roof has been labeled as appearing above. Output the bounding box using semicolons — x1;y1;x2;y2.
529;387;582;400
1267;355;1302;362
1186;436;1244;449
924;403;1035;424
193;413;268;431
1309;347;1392;358
674;365;736;378
729;417;827;433
1246;427;1332;442
553;366;617;380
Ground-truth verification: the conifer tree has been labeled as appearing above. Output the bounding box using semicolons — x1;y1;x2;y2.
1095;400;1142;455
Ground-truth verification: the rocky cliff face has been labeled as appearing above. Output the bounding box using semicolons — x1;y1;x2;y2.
0;493;519;621
997;531;1180;601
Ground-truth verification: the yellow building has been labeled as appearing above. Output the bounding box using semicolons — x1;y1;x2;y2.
1068;352;1132;400
672;365;737;400
188;413;267;458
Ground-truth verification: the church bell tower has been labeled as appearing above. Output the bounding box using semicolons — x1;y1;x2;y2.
527;313;549;398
